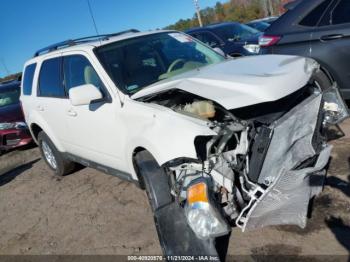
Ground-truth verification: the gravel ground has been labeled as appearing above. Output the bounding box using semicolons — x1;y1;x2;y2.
0;121;349;259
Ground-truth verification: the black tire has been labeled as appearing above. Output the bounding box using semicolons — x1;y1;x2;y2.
230;53;243;58
38;131;75;177
311;69;333;91
134;151;173;211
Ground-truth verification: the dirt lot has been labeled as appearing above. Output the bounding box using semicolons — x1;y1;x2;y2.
0;121;349;259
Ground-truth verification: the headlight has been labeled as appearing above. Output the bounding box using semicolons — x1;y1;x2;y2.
185;179;230;239
323;86;349;125
0;122;27;130
243;44;260;54
304;58;320;75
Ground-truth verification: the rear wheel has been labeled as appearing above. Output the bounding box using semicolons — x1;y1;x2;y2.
38;131;75;177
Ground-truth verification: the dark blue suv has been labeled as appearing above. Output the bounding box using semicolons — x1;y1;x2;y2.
185;22;261;57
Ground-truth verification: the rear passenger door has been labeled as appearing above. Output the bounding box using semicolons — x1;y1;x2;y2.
35;56;72;145
273;0;332;57
310;0;350;96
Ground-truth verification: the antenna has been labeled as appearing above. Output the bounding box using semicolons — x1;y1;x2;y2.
86;0;100;36
0;58;10;76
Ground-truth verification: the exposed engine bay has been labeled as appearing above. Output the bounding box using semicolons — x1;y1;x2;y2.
138;78;349;240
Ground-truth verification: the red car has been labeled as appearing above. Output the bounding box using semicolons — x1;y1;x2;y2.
0;80;32;153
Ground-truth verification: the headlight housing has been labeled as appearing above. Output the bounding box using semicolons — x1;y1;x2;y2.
322;86;349;125
185;179;230;239
304;58;320;75
243;44;260;54
0;122;27;130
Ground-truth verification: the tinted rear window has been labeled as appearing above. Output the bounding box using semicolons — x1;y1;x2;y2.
299;0;331;27
22;63;36;95
38;57;65;97
23;64;36;96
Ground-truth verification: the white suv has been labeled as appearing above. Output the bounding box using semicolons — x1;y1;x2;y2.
21;30;348;256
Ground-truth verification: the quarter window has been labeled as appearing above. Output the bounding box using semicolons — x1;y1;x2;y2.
38;57;65;97
332;0;350;25
22;63;36;95
299;0;331;27
63;55;104;93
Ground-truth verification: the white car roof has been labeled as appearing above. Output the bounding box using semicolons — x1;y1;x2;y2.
25;29;173;65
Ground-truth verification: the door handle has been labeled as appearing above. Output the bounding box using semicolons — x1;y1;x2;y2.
37;105;44;111
67;109;77;117
320;34;344;42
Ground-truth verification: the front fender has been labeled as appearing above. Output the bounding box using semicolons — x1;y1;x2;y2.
123;101;217;180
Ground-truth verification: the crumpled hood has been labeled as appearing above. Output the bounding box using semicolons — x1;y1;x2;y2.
131;55;316;110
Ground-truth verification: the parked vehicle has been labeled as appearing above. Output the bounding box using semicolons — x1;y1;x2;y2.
21;29;348;257
246;17;278;32
0;80;32;154
260;0;350;98
259;16;279;24
246;21;270;32
185;22;261;57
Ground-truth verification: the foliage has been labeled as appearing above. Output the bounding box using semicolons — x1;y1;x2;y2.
0;73;21;84
165;0;291;31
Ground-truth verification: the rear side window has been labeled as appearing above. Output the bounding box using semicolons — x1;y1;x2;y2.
191;32;221;47
332;0;350;25
22;63;36;95
299;0;331;27
63;55;104;93
38;57;65;97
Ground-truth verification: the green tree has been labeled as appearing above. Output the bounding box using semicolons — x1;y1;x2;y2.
164;0;289;31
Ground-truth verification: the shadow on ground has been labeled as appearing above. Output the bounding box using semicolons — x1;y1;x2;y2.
325;216;350;252
326;175;350;198
326;124;346;141
0;143;37;157
0;158;40;186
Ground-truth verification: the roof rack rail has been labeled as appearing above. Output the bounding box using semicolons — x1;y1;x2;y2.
33;29;140;57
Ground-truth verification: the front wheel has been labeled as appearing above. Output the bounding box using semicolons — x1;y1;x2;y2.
38;131;75;177
311;69;333;91
134;151;219;257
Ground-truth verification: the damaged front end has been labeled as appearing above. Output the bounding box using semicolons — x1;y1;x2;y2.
140;77;349;240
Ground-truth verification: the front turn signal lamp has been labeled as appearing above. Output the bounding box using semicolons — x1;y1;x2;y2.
185;179;230;240
187;181;209;205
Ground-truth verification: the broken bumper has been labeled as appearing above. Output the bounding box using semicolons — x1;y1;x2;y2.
237;93;334;231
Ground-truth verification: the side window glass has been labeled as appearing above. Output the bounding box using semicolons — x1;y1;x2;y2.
299;0;331;27
331;0;350;25
319;0;340;26
63;55;104;94
197;32;220;47
38;57;65;97
22;63;36;95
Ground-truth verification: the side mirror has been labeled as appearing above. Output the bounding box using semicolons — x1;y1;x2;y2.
213;47;226;57
69;84;103;106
